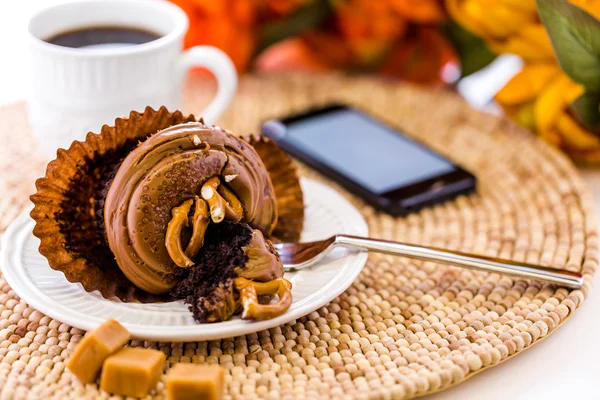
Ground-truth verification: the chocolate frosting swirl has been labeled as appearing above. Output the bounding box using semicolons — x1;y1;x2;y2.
104;122;278;294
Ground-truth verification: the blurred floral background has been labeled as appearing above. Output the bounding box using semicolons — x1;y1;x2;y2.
170;0;600;163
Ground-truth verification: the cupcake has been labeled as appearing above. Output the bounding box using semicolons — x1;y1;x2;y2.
30;107;303;322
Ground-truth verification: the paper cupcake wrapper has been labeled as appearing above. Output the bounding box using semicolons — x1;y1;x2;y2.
244;135;304;242
30;107;196;302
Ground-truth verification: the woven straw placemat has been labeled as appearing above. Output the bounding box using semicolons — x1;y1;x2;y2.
0;73;596;399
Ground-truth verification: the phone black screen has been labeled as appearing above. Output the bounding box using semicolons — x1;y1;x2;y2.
282;108;457;194
263;104;475;215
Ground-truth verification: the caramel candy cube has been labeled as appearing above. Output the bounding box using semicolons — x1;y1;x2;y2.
100;347;166;398
67;319;130;383
166;363;225;400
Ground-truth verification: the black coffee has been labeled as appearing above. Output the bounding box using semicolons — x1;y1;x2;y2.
46;26;161;49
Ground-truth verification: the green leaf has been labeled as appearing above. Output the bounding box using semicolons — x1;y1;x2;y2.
445;21;497;77
256;1;332;54
537;0;600;91
571;91;600;130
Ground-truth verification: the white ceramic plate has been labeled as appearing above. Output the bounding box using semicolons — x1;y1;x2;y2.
1;178;368;341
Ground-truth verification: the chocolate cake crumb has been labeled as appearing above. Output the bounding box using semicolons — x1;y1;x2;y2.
57;140;136;259
58;136;148;256
171;220;253;322
93;157;125;249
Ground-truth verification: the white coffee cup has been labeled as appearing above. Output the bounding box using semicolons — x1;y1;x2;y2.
28;0;237;160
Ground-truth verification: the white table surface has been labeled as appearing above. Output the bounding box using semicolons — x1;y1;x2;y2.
1;2;599;399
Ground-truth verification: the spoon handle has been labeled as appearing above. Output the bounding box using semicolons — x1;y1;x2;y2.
335;235;584;289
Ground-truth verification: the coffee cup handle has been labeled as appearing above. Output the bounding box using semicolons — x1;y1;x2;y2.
174;46;238;123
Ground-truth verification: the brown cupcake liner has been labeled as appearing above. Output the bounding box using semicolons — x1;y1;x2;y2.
244;135;304;242
30;107;196;302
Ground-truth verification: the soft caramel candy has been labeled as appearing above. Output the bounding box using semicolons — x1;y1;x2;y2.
67;319;130;383
100;347;166;397
166;363;225;400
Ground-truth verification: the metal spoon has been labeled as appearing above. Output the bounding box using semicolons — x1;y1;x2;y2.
274;235;584;289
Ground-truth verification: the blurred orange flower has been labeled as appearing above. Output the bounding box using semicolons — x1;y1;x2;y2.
170;0;258;72
263;0;311;16
170;0;312;72
379;26;456;85
390;0;445;22
254;37;331;72
446;0;600;61
172;0;451;83
333;0;407;67
295;0;447;71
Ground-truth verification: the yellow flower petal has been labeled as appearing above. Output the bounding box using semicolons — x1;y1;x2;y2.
460;0;494;36
495;64;559;105
518;25;555;54
566;82;586;102
466;2;534;38
534;74;582;133
556;112;600;150
499;0;537;13
538;127;563;147
570;0;600;19
445;0;485;36
495;26;555;61
515;102;536;131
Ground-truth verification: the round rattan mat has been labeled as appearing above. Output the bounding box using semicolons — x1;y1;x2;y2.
0;73;597;399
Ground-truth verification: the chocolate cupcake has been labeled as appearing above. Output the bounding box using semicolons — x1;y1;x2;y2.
31;107;303;322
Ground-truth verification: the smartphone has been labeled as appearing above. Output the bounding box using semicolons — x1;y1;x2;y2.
262;104;476;216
